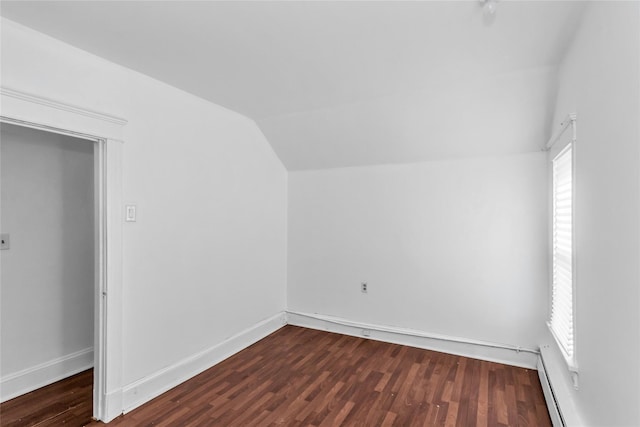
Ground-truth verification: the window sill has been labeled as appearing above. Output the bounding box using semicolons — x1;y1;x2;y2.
546;322;579;389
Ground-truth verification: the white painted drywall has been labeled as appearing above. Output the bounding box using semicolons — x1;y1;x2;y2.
288;152;548;350
541;2;640;426
0;124;94;377
0;16;287;401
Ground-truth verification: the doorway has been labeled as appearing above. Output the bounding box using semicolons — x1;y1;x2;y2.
0;122;96;424
1;87;126;422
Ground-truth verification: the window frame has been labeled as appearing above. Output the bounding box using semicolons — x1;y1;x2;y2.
546;114;579;380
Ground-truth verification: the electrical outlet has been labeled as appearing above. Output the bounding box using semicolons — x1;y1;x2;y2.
361;282;368;293
362;329;371;337
0;234;10;250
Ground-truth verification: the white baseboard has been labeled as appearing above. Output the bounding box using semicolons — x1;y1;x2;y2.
3;312;536;417
286;310;539;369
0;347;94;403
103;389;124;423
122;311;286;413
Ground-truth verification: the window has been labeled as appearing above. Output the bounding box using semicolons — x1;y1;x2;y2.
549;142;574;365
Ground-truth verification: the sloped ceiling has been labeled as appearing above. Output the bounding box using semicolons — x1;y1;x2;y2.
0;1;587;170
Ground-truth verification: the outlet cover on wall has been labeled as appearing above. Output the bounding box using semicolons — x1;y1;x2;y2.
361;282;368;293
0;233;10;250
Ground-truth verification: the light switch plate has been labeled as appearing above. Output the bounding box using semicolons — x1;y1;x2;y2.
1;233;10;250
125;205;137;222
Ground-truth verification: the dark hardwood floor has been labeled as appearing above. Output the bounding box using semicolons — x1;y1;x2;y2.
0;369;93;427
1;326;551;426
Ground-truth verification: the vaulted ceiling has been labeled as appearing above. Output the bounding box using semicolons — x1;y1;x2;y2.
0;1;587;170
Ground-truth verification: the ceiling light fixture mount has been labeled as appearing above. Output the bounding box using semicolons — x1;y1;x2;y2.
480;0;498;18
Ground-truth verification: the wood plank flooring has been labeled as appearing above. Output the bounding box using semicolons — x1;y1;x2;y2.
0;369;93;427
2;326;551;426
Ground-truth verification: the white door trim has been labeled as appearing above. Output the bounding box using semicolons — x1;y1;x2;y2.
1;86;126;422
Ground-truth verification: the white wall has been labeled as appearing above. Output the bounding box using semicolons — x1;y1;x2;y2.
288;152;548;352
0;16;287;405
1;123;94;377
542;2;640;426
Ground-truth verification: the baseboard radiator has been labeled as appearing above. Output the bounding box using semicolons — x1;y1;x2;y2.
537;346;565;427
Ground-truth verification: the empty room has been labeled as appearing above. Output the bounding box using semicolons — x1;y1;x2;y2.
0;1;638;426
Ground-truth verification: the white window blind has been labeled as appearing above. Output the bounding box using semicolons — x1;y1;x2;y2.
550;143;574;361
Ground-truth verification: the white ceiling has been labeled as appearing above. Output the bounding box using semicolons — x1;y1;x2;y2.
0;1;587;170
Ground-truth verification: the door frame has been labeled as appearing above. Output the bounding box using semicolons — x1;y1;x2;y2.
1;87;126;422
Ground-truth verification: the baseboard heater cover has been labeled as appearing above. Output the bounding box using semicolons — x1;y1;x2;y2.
538;345;566;427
